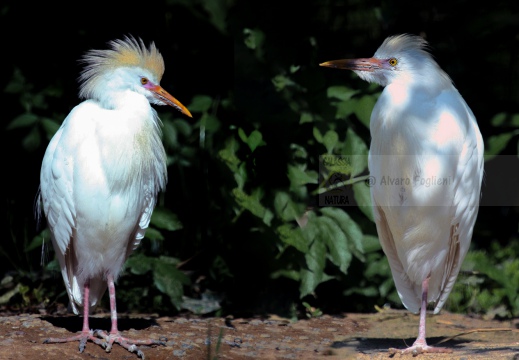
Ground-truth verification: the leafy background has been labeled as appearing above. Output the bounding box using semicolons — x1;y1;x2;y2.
1;0;518;320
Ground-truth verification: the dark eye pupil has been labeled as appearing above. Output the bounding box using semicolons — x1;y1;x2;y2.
141;78;148;85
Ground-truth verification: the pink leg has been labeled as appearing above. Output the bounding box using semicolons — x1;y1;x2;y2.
43;281;106;352
389;277;453;355
93;274;166;358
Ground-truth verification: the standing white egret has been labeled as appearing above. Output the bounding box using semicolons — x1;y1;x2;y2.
320;34;483;354
38;36;192;358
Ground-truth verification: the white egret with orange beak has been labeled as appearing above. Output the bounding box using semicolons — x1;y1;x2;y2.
321;34;483;355
38;36;192;358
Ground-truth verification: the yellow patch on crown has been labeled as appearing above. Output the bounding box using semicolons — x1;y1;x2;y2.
107;37;165;80
79;36;166;100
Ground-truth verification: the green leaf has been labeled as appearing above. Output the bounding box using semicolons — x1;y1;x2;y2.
491;112;519;127
173;119;192;137
232;188;273;225
300;236;328;298
287;164;318;188
247;129;265;152
334;100;355;119
362;235;382;253
200;113;221;133
218;137;241;173
22;126;40;152
126;253;154;275
323;130;339;154
243;28;265;50
153;259;190;309
144;227;164;241
320;207;364;262
485;132;517;160
313;126;324;143
238;127;248;143
274;191;303;222
316;215;351;274
188;95;213;113
353;182;374;222
150;208;183;231
276;224;309;253
40;118;61;140
7;113;38;130
491;112;507;126
25;229;49;252
353;94;376;128
162;120;178;148
326;86;359;101
4;68;27;94
270;269;300;281
200;0;227;33
272;74;296;91
343;128;368;176
300;112;313;124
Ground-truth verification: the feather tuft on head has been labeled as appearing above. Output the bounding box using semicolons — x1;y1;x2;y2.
78;36;165;100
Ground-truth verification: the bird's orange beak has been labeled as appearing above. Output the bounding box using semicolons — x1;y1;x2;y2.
320;58;382;72
150;85;193;118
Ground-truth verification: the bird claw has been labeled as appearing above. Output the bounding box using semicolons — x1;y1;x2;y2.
389;345;453;356
91;329;163;358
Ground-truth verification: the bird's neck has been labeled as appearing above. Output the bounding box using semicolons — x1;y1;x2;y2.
98;90;142;110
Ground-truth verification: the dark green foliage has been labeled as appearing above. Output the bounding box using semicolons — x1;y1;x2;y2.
1;0;518;320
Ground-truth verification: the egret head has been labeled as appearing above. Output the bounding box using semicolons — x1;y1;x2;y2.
320;34;451;88
78;35;192;117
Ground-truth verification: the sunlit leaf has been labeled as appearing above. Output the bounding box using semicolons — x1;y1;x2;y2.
316;215;351;274
287;164;318;188
326;86;358;101
343;128;368;176
232;188;273;225
313;126;324;143
323;130;339;154
320;207;364;262
276;224;309;253
274;191;304;222
353;182;374;222
247;129;265;151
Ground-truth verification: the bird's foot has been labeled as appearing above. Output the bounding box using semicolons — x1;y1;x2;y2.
93;329;167;359
43;329;106;353
389;339;452;356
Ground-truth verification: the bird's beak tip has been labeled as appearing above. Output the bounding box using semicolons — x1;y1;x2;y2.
184;110;193;118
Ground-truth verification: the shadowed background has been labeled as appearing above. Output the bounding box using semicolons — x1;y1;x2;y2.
2;0;518;320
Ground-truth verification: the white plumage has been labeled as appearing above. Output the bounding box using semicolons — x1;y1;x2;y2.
321;34;483;354
38;36;192;358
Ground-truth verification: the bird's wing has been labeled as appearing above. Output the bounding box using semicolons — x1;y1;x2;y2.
39;111;80;312
372;203;421;313
434;102;484;313
127;186;157;257
40;123;76;257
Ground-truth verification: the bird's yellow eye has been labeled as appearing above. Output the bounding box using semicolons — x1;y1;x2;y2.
140;77;149;85
389;58;398;67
